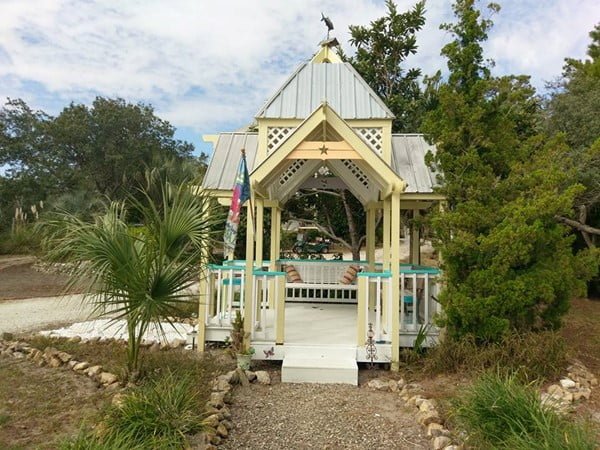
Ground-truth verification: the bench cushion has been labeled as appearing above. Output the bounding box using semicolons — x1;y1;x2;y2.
284;264;303;283
340;264;360;285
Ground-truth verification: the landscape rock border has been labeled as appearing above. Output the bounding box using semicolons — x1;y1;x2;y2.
0;338;122;391
195;367;271;449
367;377;462;450
540;360;598;414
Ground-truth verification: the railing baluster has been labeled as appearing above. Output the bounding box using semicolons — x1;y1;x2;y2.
400;273;405;332
227;269;233;323
375;276;381;341
261;274;267;336
216;269;222;326
412;273;417;329
424;273;430;326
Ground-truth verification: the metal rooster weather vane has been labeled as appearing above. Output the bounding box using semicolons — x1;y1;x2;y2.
320;13;334;39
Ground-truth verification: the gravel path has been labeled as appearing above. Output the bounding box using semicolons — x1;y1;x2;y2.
0;294;95;335
221;376;430;450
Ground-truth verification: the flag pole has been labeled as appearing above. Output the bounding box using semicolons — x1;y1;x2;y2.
241;148;257;241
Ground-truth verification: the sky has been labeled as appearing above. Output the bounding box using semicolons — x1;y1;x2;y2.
0;0;598;156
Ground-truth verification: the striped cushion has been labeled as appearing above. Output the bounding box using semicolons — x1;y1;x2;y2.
340;264;360;285
284;264;302;283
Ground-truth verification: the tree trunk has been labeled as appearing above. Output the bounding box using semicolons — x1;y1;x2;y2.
340;189;361;260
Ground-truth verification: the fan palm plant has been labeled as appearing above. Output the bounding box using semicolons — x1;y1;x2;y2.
41;176;217;378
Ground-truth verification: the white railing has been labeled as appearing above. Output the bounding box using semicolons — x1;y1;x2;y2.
357;267;442;345
204;264;245;327
250;270;286;342
399;269;441;332
357;271;393;343
204;264;286;344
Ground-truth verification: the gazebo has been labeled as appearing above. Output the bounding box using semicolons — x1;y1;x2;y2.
197;40;444;384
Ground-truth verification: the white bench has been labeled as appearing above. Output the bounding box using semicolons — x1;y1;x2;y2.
281;261;359;304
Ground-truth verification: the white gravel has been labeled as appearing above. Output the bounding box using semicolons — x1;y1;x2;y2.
38;317;195;345
0;294;95;335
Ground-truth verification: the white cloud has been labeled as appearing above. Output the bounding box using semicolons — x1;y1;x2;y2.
0;0;598;138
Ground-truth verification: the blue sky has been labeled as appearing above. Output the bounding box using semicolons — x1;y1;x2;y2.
1;0;598;157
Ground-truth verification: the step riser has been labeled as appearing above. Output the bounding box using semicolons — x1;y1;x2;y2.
281;366;358;385
284;346;356;360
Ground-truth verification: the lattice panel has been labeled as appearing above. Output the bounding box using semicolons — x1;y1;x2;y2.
356;127;383;155
267;127;295;154
279;159;307;186
341;159;369;188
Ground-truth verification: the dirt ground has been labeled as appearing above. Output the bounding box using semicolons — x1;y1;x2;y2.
0;356;112;449
0;256;84;301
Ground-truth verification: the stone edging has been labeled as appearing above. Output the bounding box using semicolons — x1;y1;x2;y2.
541;360;598;413
367;378;461;450
0;339;122;391
196;368;271;449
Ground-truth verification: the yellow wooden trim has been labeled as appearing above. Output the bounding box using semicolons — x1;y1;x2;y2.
357;276;367;346
252;107;327;184
310;44;343;63
287;149;361;160
294;140;353;151
381;121;392;165
400;193;446;201
391;191;401;370
382;198;390;330
202;134;219;145
398;200;433;210
255;198;264;267
345;119;391;128
252;181;268;199
275;275;286;344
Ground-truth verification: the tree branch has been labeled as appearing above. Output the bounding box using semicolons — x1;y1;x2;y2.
555;215;600;247
288;215;352;250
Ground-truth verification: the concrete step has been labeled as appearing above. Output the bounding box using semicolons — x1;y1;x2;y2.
282;345;358;385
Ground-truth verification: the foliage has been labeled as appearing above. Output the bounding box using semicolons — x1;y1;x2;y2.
423;331;567;382
39;176;217;377
422;0;597;341
0;97;205;232
452;371;596;449
101;372;205;448
546;24;600;295
343;0;429;132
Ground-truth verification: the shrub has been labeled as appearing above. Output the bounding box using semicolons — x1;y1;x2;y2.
452;372;596;449
423;330;567;381
102;371;205;448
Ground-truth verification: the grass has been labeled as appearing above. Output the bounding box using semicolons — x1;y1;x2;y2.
101;371;205;448
452;371;597;449
422;330;567;382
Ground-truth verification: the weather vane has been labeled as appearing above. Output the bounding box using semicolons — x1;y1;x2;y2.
321;13;334;39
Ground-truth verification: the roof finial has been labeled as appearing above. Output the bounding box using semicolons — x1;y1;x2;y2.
320;13;334;39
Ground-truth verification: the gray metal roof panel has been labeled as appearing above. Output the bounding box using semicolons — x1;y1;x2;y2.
202;133;259;190
256;62;394;120
391;134;439;193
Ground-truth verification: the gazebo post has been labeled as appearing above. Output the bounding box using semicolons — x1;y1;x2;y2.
391;188;402;371
381;198;391;334
366;205;377;308
410;209;421;265
243;200;255;343
269;205;281;309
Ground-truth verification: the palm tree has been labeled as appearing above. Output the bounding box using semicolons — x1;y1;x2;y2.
41;176;217;378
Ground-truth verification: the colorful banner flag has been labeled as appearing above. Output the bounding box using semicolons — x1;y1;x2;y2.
223;151;251;258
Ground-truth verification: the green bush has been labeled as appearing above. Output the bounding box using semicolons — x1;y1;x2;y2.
423;331;567;381
102;371;205;448
453;372;596;449
0;226;41;254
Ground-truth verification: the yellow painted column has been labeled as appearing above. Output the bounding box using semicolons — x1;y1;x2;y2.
391;189;401;370
243;201;255;343
366;206;376;308
410;209;421;265
197;199;211;353
382;198;391;332
255;198;264;268
357;275;367;346
268;206;281;308
275;275;286;344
